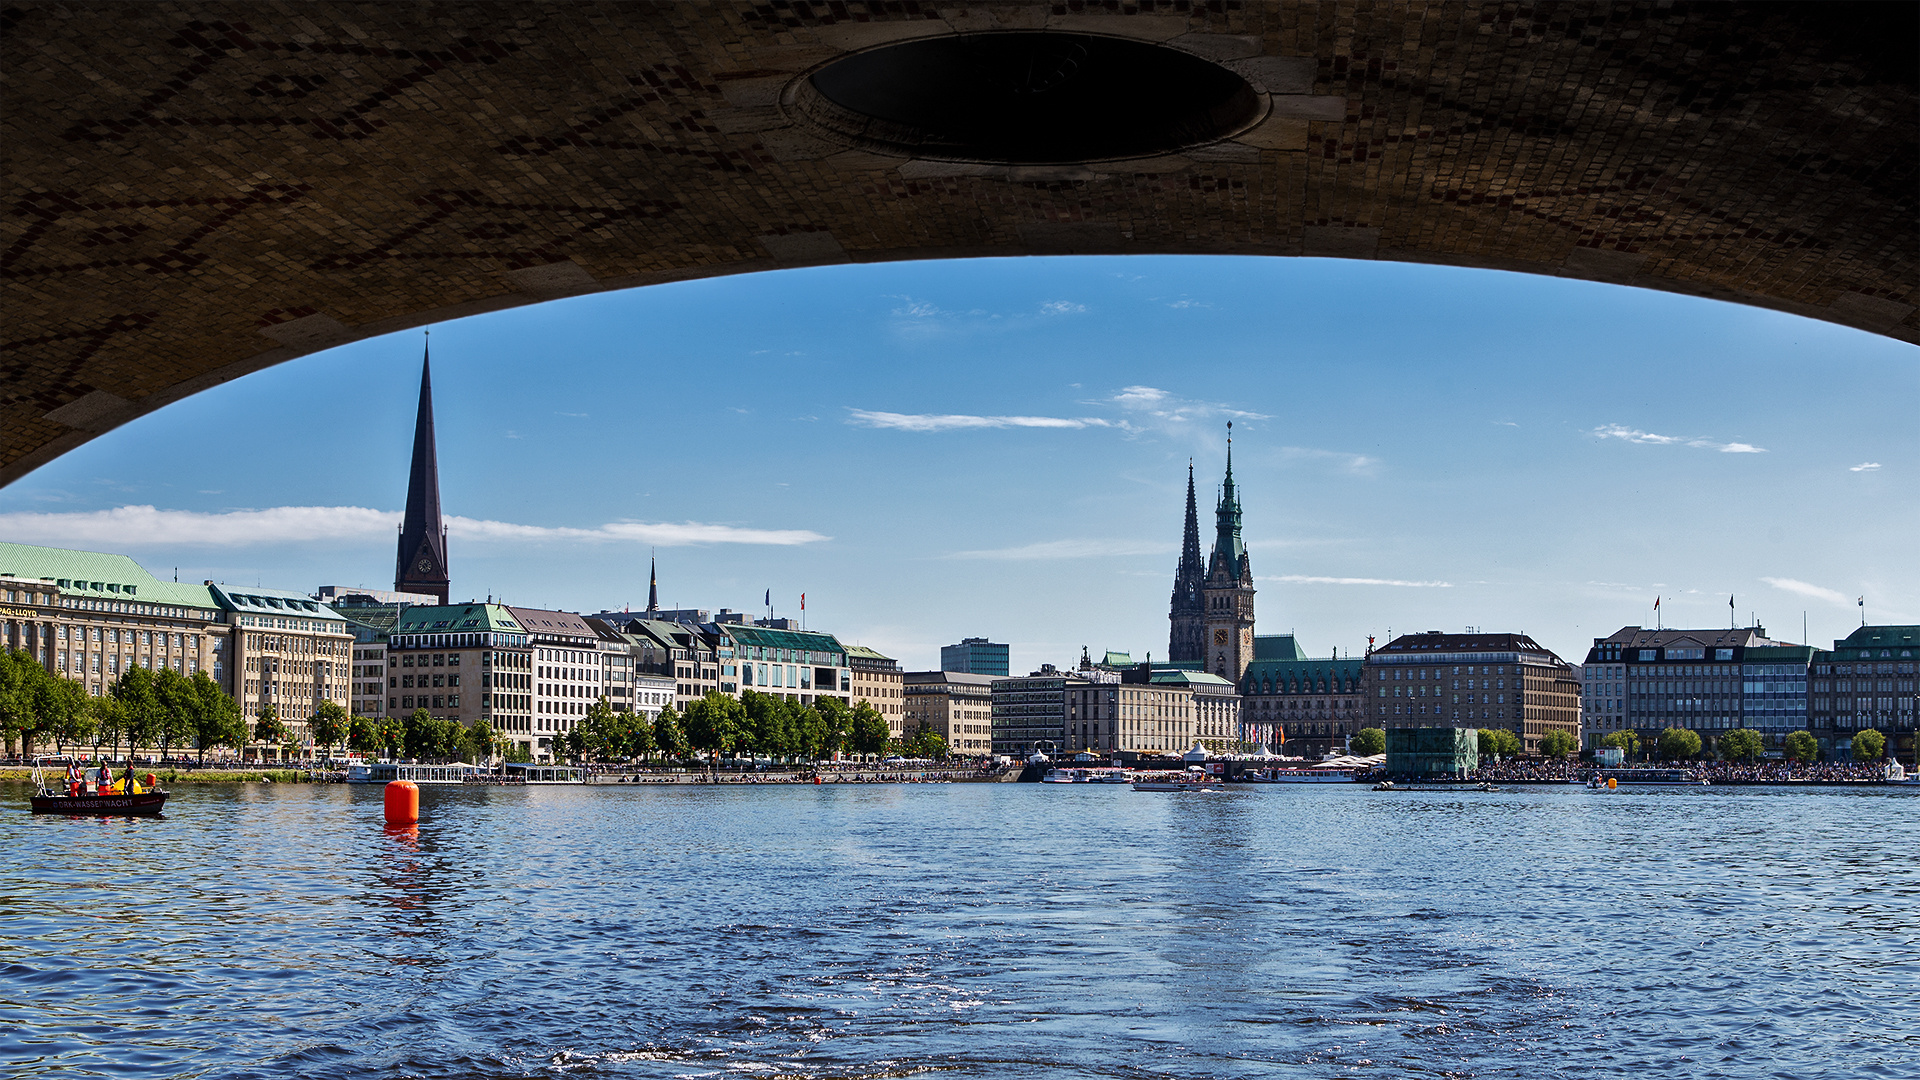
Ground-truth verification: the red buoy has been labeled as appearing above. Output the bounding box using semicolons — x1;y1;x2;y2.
384;779;419;825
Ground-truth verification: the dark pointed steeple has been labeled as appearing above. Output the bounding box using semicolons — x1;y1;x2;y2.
1168;460;1207;663
395;336;450;603
646;553;659;617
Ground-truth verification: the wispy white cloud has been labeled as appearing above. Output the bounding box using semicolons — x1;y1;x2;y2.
1104;385;1269;443
0;505;826;549
845;409;1120;433
1262;574;1452;588
1277;445;1381;476
1591;424;1766;454
948;538;1172;560
1850;462;1881;472
1761;577;1851;607
1039;300;1087;315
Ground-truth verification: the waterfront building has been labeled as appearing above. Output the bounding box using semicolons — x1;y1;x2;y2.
394;349;450;605
941;637;1010;676
1154;668;1237;752
992;665;1083;757
1584;626;1792;752
509;606;607;755
1369;632;1579;757
326;594;407;721
583;618;675;720
903;670;999;756
608;617;725;708
1238;635;1366;757
846;644;905;736
349;634;389;721
1809;624;1918;761
212;584;353;756
389;604;532;754
1;544;229;700
728;623;850;707
1741;644;1816;742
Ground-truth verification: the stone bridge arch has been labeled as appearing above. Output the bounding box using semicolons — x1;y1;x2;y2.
4;2;1914;484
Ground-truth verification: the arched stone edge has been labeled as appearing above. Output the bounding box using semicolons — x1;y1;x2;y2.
9;243;1911;490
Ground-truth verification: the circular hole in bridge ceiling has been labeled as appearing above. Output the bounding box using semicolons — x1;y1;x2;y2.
794;32;1265;164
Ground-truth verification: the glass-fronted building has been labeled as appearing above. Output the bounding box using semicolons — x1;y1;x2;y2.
942;637;1010;676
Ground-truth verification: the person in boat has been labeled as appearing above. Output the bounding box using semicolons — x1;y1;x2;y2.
119;764;142;795
66;761;83;797
96;760;112;792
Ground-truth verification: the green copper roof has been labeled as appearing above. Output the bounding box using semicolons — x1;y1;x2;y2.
1149;669;1235;687
1253;635;1309;662
1102;650;1133;667
0;541;221;610
724;624;845;655
1830;625;1920;656
1241;656;1366;694
395;603;522;633
209;583;346;622
843;644;895;661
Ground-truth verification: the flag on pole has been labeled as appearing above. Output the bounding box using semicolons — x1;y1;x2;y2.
800;593;805;611
765;588;770;606
1654;596;1660;610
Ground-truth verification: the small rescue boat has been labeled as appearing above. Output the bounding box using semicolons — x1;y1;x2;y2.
26;757;168;816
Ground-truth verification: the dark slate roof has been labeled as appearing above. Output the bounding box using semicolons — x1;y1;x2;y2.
506;605;597;642
1376;632;1564;660
1593;626;1781;649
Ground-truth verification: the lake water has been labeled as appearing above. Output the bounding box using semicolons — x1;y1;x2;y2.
3;781;1916;1079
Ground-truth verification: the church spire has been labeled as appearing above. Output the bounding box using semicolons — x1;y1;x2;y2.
1211;421;1247;583
395;335;450;604
1168;459;1206;663
646;553;659;616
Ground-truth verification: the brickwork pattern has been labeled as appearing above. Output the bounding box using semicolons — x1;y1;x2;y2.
4;2;1914;481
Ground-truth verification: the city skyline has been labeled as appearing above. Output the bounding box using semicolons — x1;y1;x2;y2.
0;255;1912;672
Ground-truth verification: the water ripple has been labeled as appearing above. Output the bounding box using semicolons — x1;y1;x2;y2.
2;782;1917;1078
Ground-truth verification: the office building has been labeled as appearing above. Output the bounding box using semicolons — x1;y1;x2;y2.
903;670;998;756
846;644;905;736
992;665;1082;757
1810;624;1917;760
388;604;532;750
1585;625;1792;751
942;637;1010;676
1369;631;1579;757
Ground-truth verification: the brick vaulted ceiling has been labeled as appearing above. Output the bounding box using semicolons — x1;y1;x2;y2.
3;2;1915;485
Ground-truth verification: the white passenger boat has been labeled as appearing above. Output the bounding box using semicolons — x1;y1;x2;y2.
346;762;483;786
1265;767;1360;783
1042;767;1131;783
502;763;587;785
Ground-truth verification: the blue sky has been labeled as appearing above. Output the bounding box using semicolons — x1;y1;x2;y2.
3;256;1913;670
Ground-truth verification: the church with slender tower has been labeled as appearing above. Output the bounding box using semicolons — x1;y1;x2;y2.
1169;424;1256;682
395;339;450;604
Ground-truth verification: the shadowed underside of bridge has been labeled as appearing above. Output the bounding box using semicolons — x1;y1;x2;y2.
3;2;1915;484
